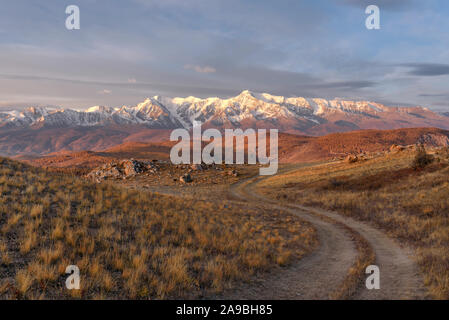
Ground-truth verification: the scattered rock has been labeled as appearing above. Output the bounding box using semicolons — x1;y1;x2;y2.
227;169;239;177
86;159;159;182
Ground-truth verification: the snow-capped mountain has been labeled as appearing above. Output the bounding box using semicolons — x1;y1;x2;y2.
1;90;448;133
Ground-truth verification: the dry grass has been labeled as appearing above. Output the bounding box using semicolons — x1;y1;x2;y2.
259;147;449;299
0;157;314;299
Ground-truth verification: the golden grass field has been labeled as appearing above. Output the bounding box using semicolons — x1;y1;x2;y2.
258;146;449;299
0;157;316;299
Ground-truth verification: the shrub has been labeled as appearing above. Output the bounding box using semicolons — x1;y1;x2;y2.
441;146;449;160
411;144;433;170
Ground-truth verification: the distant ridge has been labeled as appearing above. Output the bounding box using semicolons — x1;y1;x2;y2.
20;127;449;168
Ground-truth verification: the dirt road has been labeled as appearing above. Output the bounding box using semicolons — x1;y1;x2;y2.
228;167;428;299
135;163;428;299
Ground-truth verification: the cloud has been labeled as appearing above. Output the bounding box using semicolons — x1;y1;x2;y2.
98;89;112;95
304;80;377;90
0;1;448;112
419;93;449;97
0;102;58;110
337;0;415;11
401;63;449;76
184;64;216;74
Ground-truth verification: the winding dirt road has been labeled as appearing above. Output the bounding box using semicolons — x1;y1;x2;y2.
227;166;428;300
137;164;428;299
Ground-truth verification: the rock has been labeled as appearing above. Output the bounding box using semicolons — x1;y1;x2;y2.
180;173;192;183
85;159;154;181
345;155;358;163
389;144;405;153
227;169;238;177
121;159;145;176
417;134;449;147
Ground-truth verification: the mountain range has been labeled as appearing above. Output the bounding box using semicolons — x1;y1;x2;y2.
1;90;448;156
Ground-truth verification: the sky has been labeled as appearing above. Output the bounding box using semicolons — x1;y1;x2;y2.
0;0;449;111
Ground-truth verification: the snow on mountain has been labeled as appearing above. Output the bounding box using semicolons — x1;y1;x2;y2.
0;90;447;132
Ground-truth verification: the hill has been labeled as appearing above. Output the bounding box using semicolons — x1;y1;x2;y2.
0;157;315;299
257;145;449;298
279;127;449;162
21;127;449;169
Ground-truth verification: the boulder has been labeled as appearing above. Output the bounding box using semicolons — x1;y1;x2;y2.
121;159;145;176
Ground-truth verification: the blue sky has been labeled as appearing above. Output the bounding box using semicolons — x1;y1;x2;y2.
0;0;449;111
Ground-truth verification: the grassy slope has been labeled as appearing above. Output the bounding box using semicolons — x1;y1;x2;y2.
258;148;449;299
0;158;316;299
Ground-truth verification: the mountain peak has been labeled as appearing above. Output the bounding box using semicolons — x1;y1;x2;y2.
86;106;113;113
237;89;255;97
25;106;48;113
23;106;51;119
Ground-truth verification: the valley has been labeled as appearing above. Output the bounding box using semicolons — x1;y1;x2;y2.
1;125;448;299
2;127;449;300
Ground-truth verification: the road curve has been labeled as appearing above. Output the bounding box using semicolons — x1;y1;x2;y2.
229;167;428;300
